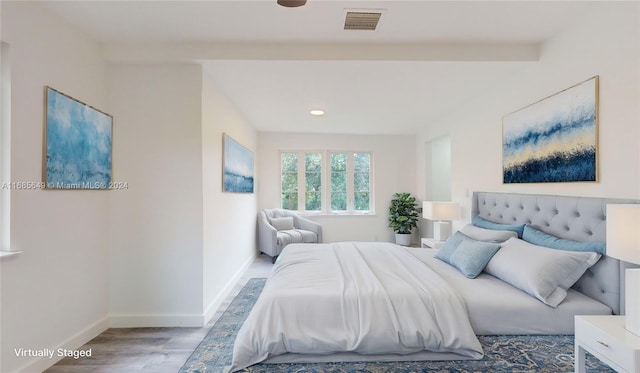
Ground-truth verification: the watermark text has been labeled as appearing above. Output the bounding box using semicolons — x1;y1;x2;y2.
14;347;92;359
2;181;128;190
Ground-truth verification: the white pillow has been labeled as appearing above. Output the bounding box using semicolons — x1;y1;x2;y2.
460;224;517;243
484;237;601;307
270;217;294;231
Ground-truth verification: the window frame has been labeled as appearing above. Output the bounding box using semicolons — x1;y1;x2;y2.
279;150;374;215
0;41;13;255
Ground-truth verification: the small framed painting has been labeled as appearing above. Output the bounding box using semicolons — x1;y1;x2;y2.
44;86;113;189
223;134;254;193
503;76;599;183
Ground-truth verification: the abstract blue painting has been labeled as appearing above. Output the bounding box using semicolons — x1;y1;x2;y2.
223;134;254;193
45;87;112;189
503;76;598;183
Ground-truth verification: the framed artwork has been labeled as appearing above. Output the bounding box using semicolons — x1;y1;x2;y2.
223;134;254;193
44;86;113;189
503;76;599;183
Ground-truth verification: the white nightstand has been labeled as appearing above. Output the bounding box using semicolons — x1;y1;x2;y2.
421;238;444;249
574;315;640;373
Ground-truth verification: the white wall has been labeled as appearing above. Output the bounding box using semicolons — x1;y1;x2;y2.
417;2;640;227
106;65;258;328
258;132;417;243
107;65;205;326
0;2;109;372
429;136;452;201
201;70;257;322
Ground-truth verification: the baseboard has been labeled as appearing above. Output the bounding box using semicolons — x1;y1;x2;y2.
108;313;205;328
16;316;108;373
203;254;255;325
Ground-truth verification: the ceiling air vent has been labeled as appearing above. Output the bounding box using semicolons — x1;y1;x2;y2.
344;11;382;31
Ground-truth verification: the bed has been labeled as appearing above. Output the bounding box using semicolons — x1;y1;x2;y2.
227;192;638;372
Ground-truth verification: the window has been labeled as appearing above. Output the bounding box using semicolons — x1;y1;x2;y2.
330;153;346;210
353;153;371;211
304;153;322;211
280;150;373;214
280;152;298;210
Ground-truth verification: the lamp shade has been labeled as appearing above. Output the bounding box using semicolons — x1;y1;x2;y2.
606;204;640;264
423;201;461;221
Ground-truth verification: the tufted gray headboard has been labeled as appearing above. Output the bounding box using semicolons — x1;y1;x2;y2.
472;191;639;315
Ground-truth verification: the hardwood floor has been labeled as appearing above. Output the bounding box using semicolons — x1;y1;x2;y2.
44;254;273;373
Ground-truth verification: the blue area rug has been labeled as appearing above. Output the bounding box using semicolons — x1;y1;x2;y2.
181;278;614;373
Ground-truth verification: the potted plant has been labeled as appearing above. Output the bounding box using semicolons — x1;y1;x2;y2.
388;192;420;246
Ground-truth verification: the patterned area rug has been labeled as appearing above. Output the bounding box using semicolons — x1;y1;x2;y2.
181;278;614;373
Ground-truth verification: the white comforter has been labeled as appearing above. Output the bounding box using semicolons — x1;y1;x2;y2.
228;242;483;372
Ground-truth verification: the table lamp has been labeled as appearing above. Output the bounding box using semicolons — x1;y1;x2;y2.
606;204;640;337
422;201;461;241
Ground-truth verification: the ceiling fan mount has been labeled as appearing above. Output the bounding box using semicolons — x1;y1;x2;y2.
277;0;307;8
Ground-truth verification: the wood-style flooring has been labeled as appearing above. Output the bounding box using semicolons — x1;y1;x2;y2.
44;254;273;373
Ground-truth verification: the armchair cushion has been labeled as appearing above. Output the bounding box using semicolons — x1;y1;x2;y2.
270;217;295;231
277;230;318;246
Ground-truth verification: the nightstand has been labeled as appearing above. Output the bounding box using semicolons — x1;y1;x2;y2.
421;238;444;249
574;315;640;373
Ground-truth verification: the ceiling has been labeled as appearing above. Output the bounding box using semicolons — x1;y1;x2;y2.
41;1;594;134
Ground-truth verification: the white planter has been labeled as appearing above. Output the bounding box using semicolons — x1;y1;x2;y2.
394;233;411;246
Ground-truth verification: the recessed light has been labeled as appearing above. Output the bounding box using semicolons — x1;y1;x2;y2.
310;109;325;116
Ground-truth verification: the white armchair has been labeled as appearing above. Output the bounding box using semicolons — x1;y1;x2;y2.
258;208;323;263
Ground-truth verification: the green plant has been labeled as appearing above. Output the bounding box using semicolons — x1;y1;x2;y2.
388;192;420;234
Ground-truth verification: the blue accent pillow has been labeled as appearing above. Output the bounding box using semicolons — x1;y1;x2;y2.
449;237;501;278
522;225;606;255
473;216;525;238
434;231;466;265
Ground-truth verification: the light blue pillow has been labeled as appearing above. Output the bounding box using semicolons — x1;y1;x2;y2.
522;225;605;255
449;237;501;278
473;216;525;238
434;231;466;264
